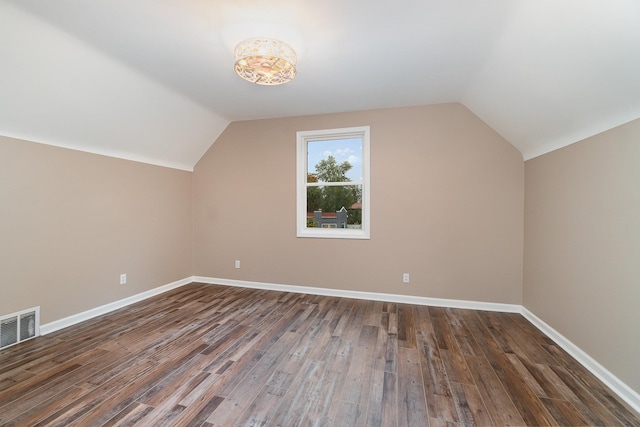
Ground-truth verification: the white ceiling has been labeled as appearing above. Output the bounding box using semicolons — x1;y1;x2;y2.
1;0;639;170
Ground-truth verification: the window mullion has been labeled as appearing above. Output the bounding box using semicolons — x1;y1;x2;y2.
306;181;363;188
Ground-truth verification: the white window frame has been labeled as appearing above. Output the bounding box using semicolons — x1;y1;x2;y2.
296;126;370;239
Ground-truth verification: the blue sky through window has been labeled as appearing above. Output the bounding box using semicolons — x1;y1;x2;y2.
307;137;363;182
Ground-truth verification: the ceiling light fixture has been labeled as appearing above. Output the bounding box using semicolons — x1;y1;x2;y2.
234;38;297;85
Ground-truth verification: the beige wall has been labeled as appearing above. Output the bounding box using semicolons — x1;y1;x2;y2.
524;118;640;392
4;102;638;397
194;104;524;304
0;135;193;324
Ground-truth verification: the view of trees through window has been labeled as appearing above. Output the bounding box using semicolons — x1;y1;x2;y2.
297;126;369;239
306;138;363;229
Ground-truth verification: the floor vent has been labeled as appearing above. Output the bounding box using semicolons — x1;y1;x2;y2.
1;307;39;349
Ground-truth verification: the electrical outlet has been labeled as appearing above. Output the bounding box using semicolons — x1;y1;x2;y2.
403;273;410;283
120;273;127;285
235;260;240;269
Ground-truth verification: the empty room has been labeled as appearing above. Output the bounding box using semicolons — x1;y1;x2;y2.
1;1;639;425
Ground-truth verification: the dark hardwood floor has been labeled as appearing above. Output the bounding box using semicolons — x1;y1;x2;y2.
1;283;638;426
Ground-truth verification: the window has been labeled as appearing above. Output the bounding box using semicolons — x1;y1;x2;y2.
297;126;370;239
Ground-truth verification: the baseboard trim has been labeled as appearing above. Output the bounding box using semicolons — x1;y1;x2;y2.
521;307;640;414
40;277;192;335
192;276;522;313
196;276;640;413
36;275;639;414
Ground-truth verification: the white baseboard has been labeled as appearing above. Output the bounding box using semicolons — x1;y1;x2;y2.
192;276;522;313
521;307;640;414
39;277;192;335
39;276;519;336
36;275;639;415
195;276;639;414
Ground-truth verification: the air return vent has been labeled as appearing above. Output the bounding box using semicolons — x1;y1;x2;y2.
0;307;39;349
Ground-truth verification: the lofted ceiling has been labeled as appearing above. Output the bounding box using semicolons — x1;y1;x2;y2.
1;0;639;170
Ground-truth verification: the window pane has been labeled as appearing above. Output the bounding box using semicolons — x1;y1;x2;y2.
306;185;362;229
307;138;363;183
297;125;369;239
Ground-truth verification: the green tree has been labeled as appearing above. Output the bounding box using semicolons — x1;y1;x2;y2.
315;156;352;183
313;156;359;216
306;173;322;213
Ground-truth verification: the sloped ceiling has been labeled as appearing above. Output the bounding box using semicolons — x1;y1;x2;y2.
1;0;639;170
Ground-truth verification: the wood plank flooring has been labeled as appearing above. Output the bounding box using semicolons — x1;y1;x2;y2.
1;283;638;426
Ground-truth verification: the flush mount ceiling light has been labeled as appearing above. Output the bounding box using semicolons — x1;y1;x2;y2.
234;38;297;85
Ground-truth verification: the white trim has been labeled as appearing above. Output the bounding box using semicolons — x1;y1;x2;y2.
192;276;521;313
193;276;639;412
32;274;640;413
521;307;640;414
40;277;192;335
296;126;371;240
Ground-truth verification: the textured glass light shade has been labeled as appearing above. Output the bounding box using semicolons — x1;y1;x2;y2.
234;38;297;85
